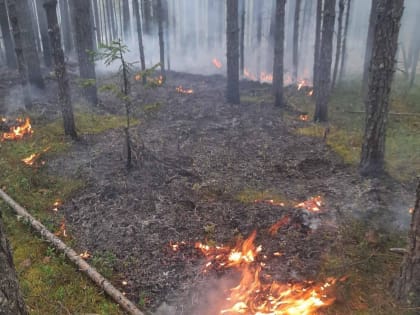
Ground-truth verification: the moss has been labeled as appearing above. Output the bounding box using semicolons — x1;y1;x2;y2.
0;111;128;314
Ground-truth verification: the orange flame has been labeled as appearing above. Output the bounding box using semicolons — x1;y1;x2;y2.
244;68;256;81
1;117;33;141
21;153;40;166
268;216;290;236
308;89;314;96
134;74;141;81
299;114;309;121
55;218;67;237
52;199;62;212
79;250;91;259
409;207;414;214
195;231;337;314
176;86;194;94
254;199;285;207
212;58;223;69
295;196;323;212
260;71;273;83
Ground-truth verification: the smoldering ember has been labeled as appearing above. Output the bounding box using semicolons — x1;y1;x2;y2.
0;0;420;314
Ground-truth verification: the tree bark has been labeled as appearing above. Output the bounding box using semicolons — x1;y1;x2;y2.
226;0;240;104
313;0;323;98
16;0;44;89
292;0;301;83
256;4;263;79
59;0;73;53
44;0;77;139
122;0;131;40
239;0;245;76
362;0;378;93
394;180;420;307
332;0;345;89
273;0;286;108
0;212;28;315
36;0;53;68
92;0;102;45
314;0;336;122
157;0;165;81
338;0;352;82
7;0;32;108
142;0;152;35
71;0;98;106
133;0;146;85
359;0;404;177
0;0;17;69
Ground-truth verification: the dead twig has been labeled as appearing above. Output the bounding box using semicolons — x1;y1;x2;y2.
0;188;144;315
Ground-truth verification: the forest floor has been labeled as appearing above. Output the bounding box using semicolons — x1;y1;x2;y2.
0;68;419;314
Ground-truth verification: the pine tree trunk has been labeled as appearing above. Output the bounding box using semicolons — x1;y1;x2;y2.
59;0;73;53
133;0;146;84
256;5;262;79
7;0;32;107
409;43;420;88
292;0;301;82
239;0;245;76
226;0;240;104
0;0;17;69
332;0;345;89
362;0;378;93
71;0;98;106
339;0;352;82
142;0;152;35
44;0;77;139
157;0;165;81
273;0;286;108
394;180;420;307
35;0;52;68
359;0;403;177
0;213;28;315
314;0;336;122
92;0;102;45
16;0;45;89
313;0;323;97
122;0;131;40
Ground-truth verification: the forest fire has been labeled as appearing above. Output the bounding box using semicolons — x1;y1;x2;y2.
195;231;336;314
254;199;285;207
299;114;309;121
268;216;290;236
260;71;273;83
52;199;62;212
212;58;223;69
79;250;91;259
1;117;33;141
294;196;323;212
176;85;194;94
55;218;67;237
243;68;256;81
21;153;40;166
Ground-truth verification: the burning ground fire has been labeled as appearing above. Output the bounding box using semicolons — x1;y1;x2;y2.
176;85;194;95
21;147;50;166
212;58;223;69
1;117;33;141
193;230;337;314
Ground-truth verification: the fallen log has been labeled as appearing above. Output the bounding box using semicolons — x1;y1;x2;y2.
0;188;144;315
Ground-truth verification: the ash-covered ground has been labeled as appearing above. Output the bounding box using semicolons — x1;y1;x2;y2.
1;69;413;313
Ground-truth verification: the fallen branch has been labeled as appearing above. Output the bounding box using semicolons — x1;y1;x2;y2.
389;248;408;255
0;188;144;315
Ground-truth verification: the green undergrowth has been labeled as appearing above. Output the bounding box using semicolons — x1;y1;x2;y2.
0;110;128;314
290;77;420;182
320;219;411;315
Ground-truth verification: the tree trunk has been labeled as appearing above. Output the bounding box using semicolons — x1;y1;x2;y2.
59;0;73;53
157;0;165;81
133;0;146;85
362;0;378;93
0;213;28;315
273;0;286;108
359;0;404;177
0;0;17;69
394;180;420;307
332;0;345;89
92;0;102;45
314;0;336;122
142;0;152;35
256;5;262;79
239;0;245;76
313;0;323;98
338;0;352;82
7;0;32;108
226;0;240;104
292;0;301;82
409;42;420;88
16;0;44;89
122;0;131;40
44;0;77;139
71;0;98;106
35;0;53;68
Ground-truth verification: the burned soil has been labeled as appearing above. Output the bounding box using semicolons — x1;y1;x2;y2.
3;70;413;314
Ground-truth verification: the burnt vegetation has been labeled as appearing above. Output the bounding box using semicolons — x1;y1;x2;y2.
0;0;419;314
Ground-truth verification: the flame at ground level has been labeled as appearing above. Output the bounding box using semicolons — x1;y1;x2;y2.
193;231;337;314
213;58;223;69
1;117;33;141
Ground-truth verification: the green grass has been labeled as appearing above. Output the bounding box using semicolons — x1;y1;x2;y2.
291;77;420;182
0;110;130;315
